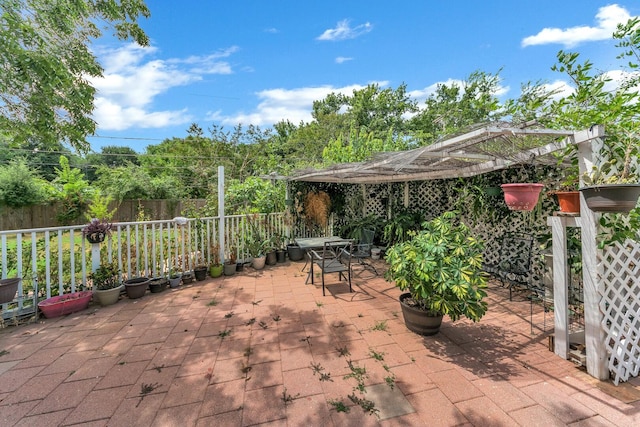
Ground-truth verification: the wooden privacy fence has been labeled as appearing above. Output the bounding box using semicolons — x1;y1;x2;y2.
0;199;207;231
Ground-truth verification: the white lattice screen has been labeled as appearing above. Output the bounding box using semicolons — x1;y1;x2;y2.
600;240;640;384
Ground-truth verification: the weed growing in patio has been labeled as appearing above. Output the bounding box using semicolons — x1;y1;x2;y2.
316;302;323;307
272;314;281;321
0;350;9;357
218;329;232;339
371;320;388;331
300;335;311;344
282;387;300;406
243;347;253;357
246;318;256;326
328;398;350;413
252;300;262;305
224;311;234;318
369;349;385;361
336;346;350;357
153;364;164;373
258;321;268;329
136;382;161;407
207;299;219;306
310;362;333;382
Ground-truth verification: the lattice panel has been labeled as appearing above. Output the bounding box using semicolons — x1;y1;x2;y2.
600;240;640;385
364;184;389;218
409;181;446;219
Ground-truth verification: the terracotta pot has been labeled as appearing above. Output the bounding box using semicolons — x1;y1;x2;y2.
124;277;149;299
580;184;640;213
555;191;580;213
501;183;544;211
38;291;93;318
399;293;443;336
0;277;21;304
94;285;123;306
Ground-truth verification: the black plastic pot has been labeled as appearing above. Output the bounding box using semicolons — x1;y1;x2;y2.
194;266;208;281
266;251;277;265
287;244;304;261
276;249;286;263
148;277;168;293
580;184;640;213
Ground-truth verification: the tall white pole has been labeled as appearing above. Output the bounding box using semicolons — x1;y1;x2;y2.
218;166;225;264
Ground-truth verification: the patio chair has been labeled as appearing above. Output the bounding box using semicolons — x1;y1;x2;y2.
352;228;377;276
309;240;353;296
487;232;534;301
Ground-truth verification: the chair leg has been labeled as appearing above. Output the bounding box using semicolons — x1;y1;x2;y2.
348;268;352;293
322;271;325;296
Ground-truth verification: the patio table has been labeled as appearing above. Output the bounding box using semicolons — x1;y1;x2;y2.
295;236;347;283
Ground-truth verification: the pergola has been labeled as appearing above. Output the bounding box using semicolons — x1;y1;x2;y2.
288;122;584;184
287;123;617;383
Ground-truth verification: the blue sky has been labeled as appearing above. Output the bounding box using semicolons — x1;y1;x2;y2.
85;1;639;153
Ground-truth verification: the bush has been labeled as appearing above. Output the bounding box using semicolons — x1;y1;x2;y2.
0;159;49;207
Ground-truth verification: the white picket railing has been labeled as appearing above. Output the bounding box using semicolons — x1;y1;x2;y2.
0;212;295;320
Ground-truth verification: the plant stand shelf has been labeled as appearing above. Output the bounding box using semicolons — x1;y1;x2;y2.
1;283;39;325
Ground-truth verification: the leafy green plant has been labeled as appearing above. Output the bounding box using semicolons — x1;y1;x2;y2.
382;208;425;246
90;262;120;290
385;211;488;322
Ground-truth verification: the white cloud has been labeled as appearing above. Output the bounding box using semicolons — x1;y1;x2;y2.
522;4;632;48
89;44;238;131
209;82;387;126
317;19;372;41
335;56;353;64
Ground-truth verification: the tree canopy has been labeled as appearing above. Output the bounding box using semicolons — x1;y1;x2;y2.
0;0;150;151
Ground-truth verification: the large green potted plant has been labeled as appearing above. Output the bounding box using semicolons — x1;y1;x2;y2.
91;262;123;306
385;211;488;336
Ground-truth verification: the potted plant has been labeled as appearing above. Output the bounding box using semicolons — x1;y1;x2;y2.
208;244;223;277
581;131;640;213
148;277;168;293
82;218;113;244
385;211;488;336
194;265;208;281
224;249;237;276
90;262;123;306
547;163;581;214
168;268;182;288
273;234;287;263
123;276;150;299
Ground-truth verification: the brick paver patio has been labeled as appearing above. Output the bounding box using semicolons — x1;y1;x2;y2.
1;259;639;426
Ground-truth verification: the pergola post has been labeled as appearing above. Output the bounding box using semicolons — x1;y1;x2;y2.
577;126;608;380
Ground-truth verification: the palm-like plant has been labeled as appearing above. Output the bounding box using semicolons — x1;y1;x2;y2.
385;211;488;322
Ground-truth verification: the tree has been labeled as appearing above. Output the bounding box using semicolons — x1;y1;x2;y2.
408;71;503;143
0;0;150;151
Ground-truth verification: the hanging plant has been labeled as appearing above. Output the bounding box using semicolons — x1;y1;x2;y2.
304;191;331;228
